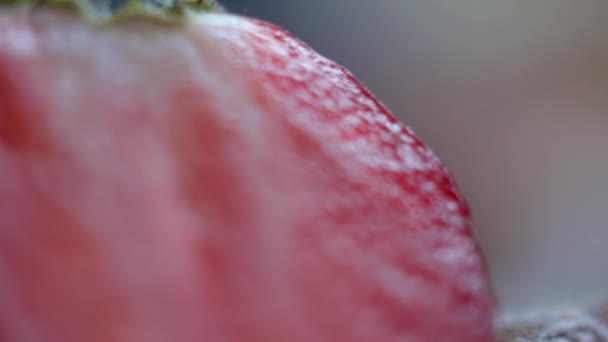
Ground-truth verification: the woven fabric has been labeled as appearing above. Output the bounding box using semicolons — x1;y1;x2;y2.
497;303;608;341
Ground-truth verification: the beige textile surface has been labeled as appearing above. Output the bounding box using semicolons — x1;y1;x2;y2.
496;303;608;341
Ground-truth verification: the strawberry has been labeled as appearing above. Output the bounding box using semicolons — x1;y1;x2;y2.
0;3;494;341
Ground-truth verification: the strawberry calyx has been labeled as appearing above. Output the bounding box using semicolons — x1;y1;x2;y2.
0;0;222;22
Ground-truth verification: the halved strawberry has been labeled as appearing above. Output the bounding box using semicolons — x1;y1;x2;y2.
0;5;494;341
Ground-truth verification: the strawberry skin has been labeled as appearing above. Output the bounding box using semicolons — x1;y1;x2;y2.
0;9;494;342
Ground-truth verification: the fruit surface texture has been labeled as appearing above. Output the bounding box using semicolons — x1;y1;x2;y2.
0;9;494;342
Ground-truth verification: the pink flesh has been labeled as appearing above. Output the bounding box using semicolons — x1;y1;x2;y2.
0;10;494;342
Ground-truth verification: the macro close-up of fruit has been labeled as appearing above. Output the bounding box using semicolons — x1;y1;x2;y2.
0;1;497;341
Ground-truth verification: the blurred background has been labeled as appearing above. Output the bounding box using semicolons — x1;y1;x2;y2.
220;1;608;315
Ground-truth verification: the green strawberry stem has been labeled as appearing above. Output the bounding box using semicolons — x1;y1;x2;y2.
0;0;222;22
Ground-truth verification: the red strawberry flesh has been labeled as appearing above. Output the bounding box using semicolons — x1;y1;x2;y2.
0;9;494;341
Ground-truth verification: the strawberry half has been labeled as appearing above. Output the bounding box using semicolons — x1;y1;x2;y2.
0;4;494;342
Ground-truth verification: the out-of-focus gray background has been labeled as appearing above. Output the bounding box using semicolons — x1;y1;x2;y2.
220;1;608;315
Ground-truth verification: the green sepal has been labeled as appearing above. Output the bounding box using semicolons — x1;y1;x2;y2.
0;0;222;23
